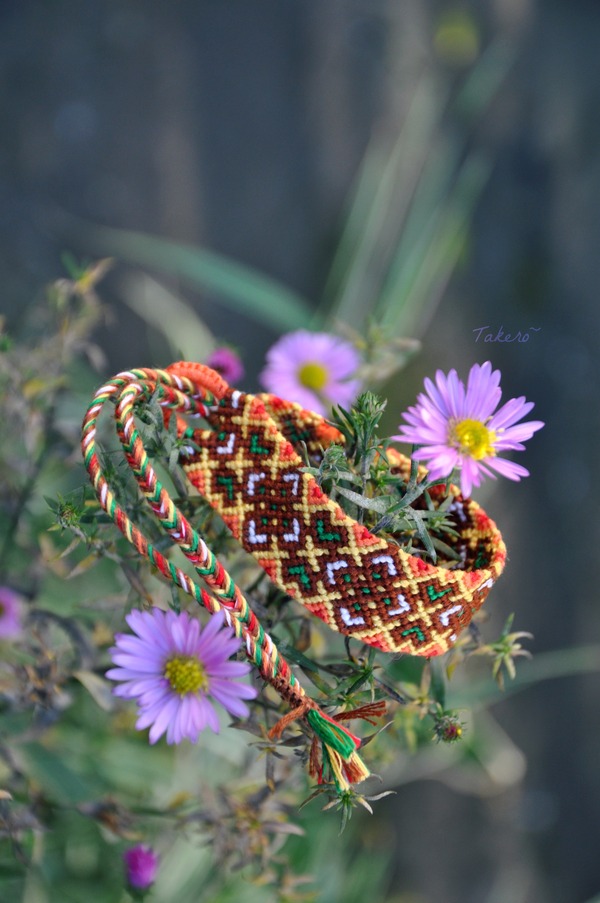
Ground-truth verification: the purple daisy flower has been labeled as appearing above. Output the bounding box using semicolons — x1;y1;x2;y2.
0;587;24;639
259;329;361;416
206;346;245;384
106;609;257;745
124;844;159;890
393;361;544;497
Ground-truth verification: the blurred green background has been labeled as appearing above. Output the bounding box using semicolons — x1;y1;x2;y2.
1;1;599;902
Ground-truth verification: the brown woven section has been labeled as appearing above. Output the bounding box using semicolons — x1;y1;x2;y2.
177;386;506;657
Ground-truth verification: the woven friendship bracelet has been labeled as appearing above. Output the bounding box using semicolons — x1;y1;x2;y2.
82;365;368;790
166;362;506;656
82;362;506;790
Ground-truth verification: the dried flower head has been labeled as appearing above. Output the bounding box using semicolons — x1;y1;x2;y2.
433;708;464;743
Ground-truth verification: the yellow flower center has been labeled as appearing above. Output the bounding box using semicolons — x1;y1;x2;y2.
164;655;208;696
451;418;496;460
298;362;328;391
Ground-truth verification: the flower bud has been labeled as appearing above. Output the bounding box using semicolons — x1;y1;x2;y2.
123;844;159;890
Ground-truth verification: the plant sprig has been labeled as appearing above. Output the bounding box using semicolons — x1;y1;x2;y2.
302;392;459;563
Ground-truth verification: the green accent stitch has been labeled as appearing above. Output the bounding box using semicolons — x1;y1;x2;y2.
427;585;452;602
288;565;311;588
474;546;488;568
316;519;341;542
216;475;235;501
401;626;426;644
283;419;311;444
250;434;270;455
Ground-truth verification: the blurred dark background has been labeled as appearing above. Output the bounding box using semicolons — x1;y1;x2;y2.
1;2;599;902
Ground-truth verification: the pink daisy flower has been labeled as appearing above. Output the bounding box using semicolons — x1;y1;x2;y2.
123;845;159;890
206;346;244;384
259;329;361;416
106;609;257;745
0;587;24;639
393;361;544;497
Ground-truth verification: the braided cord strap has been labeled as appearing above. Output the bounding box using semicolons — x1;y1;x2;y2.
82;367;368;791
166;362;507;658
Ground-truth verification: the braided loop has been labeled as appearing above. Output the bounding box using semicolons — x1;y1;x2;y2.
82;366;368;790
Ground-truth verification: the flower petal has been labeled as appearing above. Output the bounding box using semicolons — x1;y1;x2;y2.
107;607;254;745
259;330;361;414
395;363;543;495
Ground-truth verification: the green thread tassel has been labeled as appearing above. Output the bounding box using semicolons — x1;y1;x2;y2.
306;709;359;760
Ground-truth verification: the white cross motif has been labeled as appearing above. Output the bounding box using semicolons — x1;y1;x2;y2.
247;472;266;495
216;433;235;454
387;593;410;616
340;607;366;627
326;560;349;584
283;518;301;542
439;605;463;626
371;554;397;576
283;472;300;495
247;520;267;544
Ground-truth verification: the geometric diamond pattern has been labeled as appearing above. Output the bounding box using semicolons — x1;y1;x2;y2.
180;388;507;657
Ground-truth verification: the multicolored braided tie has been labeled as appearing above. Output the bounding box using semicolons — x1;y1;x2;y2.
82;362;506;790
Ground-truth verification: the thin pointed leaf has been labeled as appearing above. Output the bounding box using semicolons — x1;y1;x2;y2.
377;153;491;335
120;273;215;362
449;645;600;708
333;485;390;514
74;222;315;331
322;75;444;329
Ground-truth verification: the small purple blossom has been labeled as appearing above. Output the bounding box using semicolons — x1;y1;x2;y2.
393;361;544;497
123;845;159;890
106;609;257;745
206;346;244;384
259;330;361;416
0;587;24;639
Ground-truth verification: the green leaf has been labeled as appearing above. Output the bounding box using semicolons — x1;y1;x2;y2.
376;152;492;335
73;221;316;332
449;645;600;709
120;273;215;362
429;660;446;707
409;509;437;562
19;741;97;804
333;485;390;514
73;670;115;712
386;655;426;686
321;75;445;330
276;641;334;693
